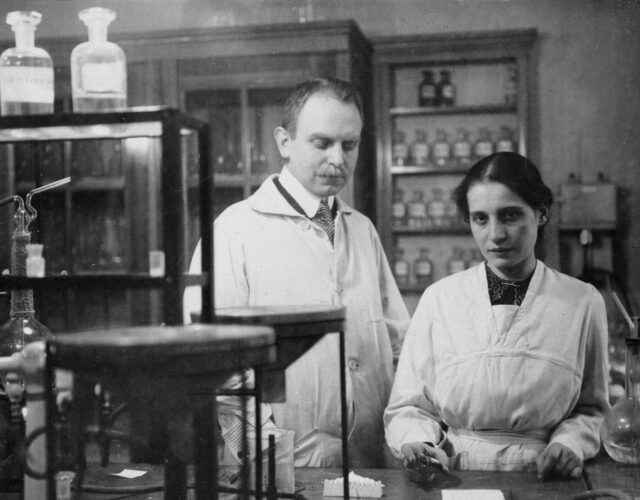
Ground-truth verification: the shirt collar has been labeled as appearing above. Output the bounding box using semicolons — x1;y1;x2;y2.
279;166;335;218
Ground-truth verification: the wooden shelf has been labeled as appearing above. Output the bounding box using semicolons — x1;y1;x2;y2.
390;103;517;117
392;226;469;235
392;165;469;175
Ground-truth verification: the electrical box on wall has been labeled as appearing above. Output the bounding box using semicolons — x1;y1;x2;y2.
559;181;617;230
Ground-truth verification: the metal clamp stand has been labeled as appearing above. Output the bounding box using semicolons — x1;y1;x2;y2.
215;304;349;500
44;324;275;500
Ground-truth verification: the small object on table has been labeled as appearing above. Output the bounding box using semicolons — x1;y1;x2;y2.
442;490;505;500
323;471;383;498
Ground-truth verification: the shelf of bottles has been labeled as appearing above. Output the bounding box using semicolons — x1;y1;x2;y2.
184;86;290;219
389;59;522;297
0;108;212;332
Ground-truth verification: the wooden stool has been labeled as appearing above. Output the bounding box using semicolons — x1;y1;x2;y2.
45;323;276;500
215;305;349;500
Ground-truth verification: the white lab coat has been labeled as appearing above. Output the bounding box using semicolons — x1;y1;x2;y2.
384;261;610;471
185;174;409;467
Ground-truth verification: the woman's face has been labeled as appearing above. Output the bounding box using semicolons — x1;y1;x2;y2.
467;181;545;281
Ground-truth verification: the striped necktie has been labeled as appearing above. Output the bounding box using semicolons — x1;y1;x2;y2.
313;199;335;245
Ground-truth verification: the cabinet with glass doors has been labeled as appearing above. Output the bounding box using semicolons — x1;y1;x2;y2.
373;30;537;313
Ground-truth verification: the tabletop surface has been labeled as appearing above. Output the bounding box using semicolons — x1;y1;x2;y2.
7;456;639;499
215;304;346;325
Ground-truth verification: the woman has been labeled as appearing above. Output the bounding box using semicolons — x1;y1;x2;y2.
384;152;610;479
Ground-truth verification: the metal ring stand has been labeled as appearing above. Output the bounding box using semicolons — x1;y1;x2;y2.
215;305;350;500
44;323;276;500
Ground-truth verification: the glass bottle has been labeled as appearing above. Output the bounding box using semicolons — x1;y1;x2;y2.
496;126;516;153
602;336;640;464
432;129;451;168
410;129;429;166
414;248;433;289
392;130;409;166
407;190;427;229
446;188;459;228
474;127;494;161
71;7;127;112
504;65;518;107
447;247;466;275
427;187;447;228
393;248;410;288
0;11;54;116
453;128;472;168
418;69;437;107
436;69;456;107
392;188;407;228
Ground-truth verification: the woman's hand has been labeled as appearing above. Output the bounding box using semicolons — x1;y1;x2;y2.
400;442;449;469
536;442;582;479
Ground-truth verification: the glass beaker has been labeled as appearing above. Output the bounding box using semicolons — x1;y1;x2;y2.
601;336;640;464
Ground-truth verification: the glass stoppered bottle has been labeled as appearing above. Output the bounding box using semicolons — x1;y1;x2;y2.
71;7;127;112
0;11;54;116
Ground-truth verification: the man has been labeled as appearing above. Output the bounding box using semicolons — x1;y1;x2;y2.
185;78;409;467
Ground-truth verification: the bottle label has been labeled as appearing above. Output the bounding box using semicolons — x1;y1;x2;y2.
442;84;455;99
415;260;432;275
475;142;494;157
393;202;406;218
421;86;436;99
408;202;427;218
496;140;515;152
433;143;450;159
394;261;409;277
453;142;471;158
81;63;124;92
0;67;54;103
411;144;429;164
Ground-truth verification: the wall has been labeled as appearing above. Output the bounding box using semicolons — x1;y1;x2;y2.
2;0;640;304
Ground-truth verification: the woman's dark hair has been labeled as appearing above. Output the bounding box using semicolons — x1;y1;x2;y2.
454;152;553;224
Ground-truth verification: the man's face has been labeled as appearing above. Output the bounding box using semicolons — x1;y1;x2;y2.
274;93;362;198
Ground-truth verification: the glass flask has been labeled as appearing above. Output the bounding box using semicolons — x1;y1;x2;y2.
71;7;127;112
0;198;52;361
602;334;640;465
0;198;52;488
0;11;54;116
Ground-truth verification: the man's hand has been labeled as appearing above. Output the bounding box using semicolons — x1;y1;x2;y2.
400;442;449;469
536;442;582;480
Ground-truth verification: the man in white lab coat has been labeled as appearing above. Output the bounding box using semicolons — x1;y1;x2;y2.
184;78;409;467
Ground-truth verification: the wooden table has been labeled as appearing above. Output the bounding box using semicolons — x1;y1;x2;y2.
7;455;640;499
583;453;640;499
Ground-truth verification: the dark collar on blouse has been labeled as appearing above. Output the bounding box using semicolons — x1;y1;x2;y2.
485;263;533;306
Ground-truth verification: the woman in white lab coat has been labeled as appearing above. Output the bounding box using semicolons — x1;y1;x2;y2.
384;152;610;479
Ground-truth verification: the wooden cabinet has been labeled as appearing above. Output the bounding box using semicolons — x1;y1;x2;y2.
41;20;376;221
0;108;212;332
373;30;537;312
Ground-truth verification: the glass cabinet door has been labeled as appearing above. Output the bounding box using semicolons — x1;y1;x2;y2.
184;86;291;217
0;110;210;332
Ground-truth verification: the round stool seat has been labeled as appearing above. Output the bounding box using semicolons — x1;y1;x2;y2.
48;323;276;377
